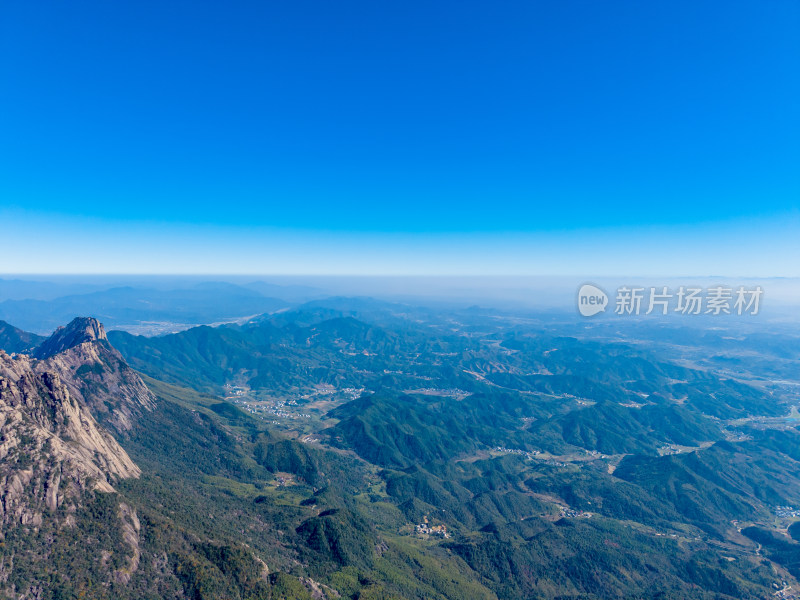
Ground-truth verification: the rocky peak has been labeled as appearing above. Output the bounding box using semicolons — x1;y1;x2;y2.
0;350;141;526
0;315;157;434
0;317;155;531
33;317;107;360
26;317;157;434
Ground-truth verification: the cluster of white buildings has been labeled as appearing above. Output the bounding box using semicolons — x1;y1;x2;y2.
415;522;450;538
560;507;592;519
494;446;541;459
774;506;800;518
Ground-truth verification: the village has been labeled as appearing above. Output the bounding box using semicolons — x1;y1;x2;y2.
414;517;451;539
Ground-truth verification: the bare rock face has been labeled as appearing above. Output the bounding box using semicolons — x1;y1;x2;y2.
0;317;155;593
0;316;155;528
115;501;142;585
0;351;141;526
33;316;107;360
32;317;156;434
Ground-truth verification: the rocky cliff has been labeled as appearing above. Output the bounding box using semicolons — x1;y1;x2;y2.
32;316;107;360
33;317;156;433
0;316;155;529
0;351;140;527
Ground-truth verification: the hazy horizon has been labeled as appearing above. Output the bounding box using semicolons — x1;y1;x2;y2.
3;4;800;598
2;1;798;277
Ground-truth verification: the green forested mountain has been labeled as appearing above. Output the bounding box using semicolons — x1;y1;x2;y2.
0;320;44;354
2;307;799;599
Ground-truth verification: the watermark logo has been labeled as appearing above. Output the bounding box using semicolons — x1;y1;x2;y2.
577;284;764;317
577;283;609;317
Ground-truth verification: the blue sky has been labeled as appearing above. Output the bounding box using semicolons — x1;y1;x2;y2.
1;1;798;275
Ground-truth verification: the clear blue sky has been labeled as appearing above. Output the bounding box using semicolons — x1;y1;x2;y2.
1;1;798;275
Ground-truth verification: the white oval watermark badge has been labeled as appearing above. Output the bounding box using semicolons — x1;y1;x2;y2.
577;283;609;317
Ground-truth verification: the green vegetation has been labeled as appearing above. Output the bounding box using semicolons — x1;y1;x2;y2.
0;320;44;354
4;306;798;599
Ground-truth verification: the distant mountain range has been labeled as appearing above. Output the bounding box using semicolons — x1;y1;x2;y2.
0;320;44;353
0;281;294;334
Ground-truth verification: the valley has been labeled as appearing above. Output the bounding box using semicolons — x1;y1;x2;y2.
2;302;800;599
